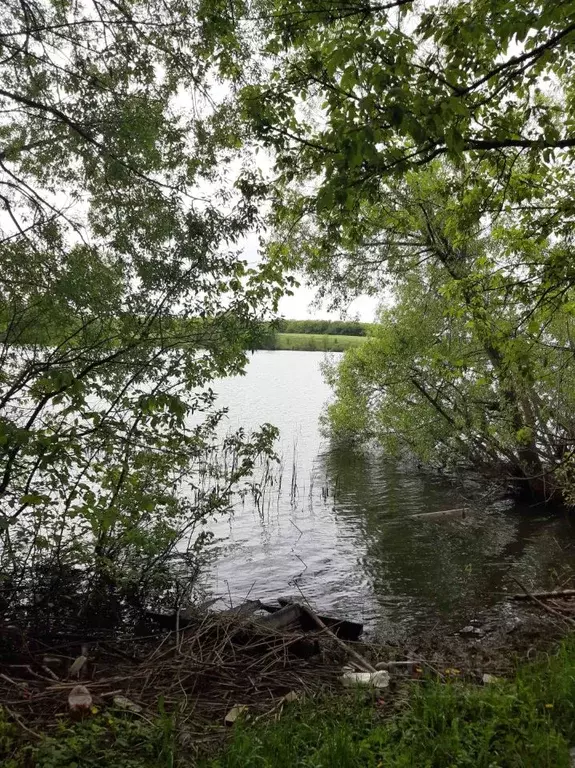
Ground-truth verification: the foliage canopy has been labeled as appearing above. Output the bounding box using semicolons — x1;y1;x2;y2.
0;0;284;616
239;0;575;501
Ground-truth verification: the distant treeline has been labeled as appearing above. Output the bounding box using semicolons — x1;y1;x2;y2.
257;332;365;351
275;319;368;336
1;313;368;349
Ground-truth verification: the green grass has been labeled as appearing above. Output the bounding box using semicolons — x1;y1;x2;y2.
0;709;176;768
274;333;365;351
5;638;575;766
203;638;575;768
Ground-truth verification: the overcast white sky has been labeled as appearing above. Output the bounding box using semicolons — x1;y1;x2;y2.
278;281;379;321
240;230;379;321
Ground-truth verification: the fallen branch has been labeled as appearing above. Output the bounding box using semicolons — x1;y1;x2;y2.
5;706;41;740
511;578;575;627
409;507;466;520
299;605;376;673
0;610;342;738
0;673;28;691
512;588;575;601
376;660;423;669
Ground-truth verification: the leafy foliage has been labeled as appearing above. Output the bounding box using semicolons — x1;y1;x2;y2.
243;0;575;209
0;707;175;768
0;0;284;615
232;0;575;502
323;164;575;498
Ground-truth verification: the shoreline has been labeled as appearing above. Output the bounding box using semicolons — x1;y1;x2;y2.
254;332;365;352
1;588;574;765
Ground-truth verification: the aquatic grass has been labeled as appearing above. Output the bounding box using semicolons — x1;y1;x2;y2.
205;635;575;767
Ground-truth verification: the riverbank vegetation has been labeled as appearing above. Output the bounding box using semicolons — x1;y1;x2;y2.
3;0;575;763
0;314;366;354
243;0;575;506
261;332;365;351
255;319;368;350
210;636;575;768
276;320;368;337
0;0;285;631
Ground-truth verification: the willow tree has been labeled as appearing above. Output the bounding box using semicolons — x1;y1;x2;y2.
321;165;575;501
0;0;284;619
234;0;575;502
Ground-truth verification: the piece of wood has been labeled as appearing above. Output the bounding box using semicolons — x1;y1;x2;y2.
258;601;280;614
512;588;575;601
409;507;466;520
220;600;263;617
375;660;421;670
5;706;40;740
0;672;28;690
511;578;575;627
277;598;363;641
41;665;60;681
259;603;303;631
299;604;376;673
301;612;363;642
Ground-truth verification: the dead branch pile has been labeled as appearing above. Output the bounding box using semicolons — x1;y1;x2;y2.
0;611;344;739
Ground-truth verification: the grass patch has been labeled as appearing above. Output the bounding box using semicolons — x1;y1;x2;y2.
0;709;176;768
203;637;575;767
274;333;365;351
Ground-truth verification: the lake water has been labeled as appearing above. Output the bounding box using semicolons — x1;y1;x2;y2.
204;351;575;638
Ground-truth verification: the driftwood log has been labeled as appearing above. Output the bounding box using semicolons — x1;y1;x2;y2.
408;507;467;520
299;605;375;673
276;598;363;641
511;578;575;627
512;589;575;601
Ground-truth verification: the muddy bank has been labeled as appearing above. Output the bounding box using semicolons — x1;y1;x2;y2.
367;597;570;682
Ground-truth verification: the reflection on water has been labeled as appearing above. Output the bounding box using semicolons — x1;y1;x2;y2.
202;351;575;637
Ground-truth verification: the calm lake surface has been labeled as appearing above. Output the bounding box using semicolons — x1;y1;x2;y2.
204;351;575;638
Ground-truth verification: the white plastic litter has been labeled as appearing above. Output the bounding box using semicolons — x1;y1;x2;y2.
341;670;390;689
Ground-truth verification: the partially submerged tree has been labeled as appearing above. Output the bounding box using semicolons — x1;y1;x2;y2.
233;0;575;503
323;166;575;502
0;0;284;619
